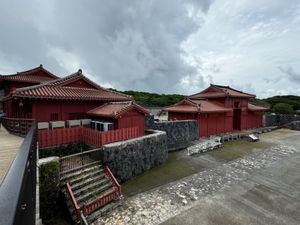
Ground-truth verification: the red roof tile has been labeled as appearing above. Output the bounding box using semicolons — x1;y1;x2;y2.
163;99;232;114
87;101;149;118
5;70;132;101
248;103;269;111
0;65;58;84
190;84;255;99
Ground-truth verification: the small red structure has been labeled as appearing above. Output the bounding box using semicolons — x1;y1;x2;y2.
162;84;268;137
87;101;149;136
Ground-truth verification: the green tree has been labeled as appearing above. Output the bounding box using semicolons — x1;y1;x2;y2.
272;103;294;114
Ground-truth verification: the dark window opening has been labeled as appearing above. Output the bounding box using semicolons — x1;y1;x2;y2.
50;113;59;121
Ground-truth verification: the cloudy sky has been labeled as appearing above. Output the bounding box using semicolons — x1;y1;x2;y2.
0;0;300;98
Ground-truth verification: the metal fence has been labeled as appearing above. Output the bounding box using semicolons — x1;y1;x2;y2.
59;148;101;174
0;126;37;225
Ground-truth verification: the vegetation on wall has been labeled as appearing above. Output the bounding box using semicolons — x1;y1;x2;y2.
40;159;60;224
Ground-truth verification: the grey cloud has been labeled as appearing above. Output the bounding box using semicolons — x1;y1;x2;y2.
278;66;300;83
0;0;213;93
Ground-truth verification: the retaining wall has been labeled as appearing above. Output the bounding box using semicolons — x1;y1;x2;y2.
145;115;199;151
101;129;168;182
284;121;300;130
264;114;300;127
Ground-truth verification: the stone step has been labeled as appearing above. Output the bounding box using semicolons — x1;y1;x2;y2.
73;177;110;198
60;160;101;177
77;184;114;207
86;197;124;224
60;165;103;185
68;168;105;187
71;173;106;192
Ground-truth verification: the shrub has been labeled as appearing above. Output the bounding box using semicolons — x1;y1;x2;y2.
272;103;294;114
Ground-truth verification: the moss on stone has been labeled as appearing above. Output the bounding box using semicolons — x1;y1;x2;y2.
39;157;60;224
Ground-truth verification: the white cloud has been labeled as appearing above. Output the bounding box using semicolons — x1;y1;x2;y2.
182;0;300;98
0;0;299;98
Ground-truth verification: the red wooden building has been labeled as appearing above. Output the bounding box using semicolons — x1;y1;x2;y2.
162;84;268;137
87;101;149;136
1;66;133;122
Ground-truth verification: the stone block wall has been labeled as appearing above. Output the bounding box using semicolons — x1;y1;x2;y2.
145;115;199;151
101;129;168;182
284;121;300;130
264;114;300;127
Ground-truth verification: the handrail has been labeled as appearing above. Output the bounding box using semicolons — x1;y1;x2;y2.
82;189;118;216
0;125;36;225
105;166;121;193
82;166;122;216
65;182;80;223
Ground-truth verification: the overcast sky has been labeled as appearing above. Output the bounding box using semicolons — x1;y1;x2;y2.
0;0;300;98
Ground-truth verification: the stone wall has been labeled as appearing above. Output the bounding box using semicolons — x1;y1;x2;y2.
145;115;199;151
264;114;300;127
101;129;168;182
284;121;300;130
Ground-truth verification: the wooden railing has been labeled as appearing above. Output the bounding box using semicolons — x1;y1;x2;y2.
39;126;140;149
65;182;80;223
105;166;121;194
82;166;122;216
38;126;83;149
0;117;35;136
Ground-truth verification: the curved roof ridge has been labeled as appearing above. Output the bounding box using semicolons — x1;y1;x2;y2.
1;64;58;79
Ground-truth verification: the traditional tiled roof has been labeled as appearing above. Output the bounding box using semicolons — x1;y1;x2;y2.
87;101;149;118
248;103;269;111
162;98;232;114
4;70;132;101
0;65;58;84
189;84;255;99
48;69;103;89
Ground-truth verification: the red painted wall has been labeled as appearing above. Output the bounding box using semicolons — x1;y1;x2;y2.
197;113;232;137
245;111;262;129
117;109;145;136
31;100;102;122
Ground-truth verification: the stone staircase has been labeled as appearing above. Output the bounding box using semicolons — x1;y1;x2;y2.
60;161;123;224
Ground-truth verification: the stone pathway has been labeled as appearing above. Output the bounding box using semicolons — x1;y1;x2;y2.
93;143;299;225
0;126;24;184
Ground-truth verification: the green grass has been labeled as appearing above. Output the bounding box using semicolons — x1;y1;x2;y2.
122;151;204;196
208;140;273;161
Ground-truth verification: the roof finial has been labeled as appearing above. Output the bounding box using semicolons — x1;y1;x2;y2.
78;69;82;74
40;64;43;68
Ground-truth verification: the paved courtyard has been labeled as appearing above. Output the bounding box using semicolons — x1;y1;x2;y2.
94;129;300;225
